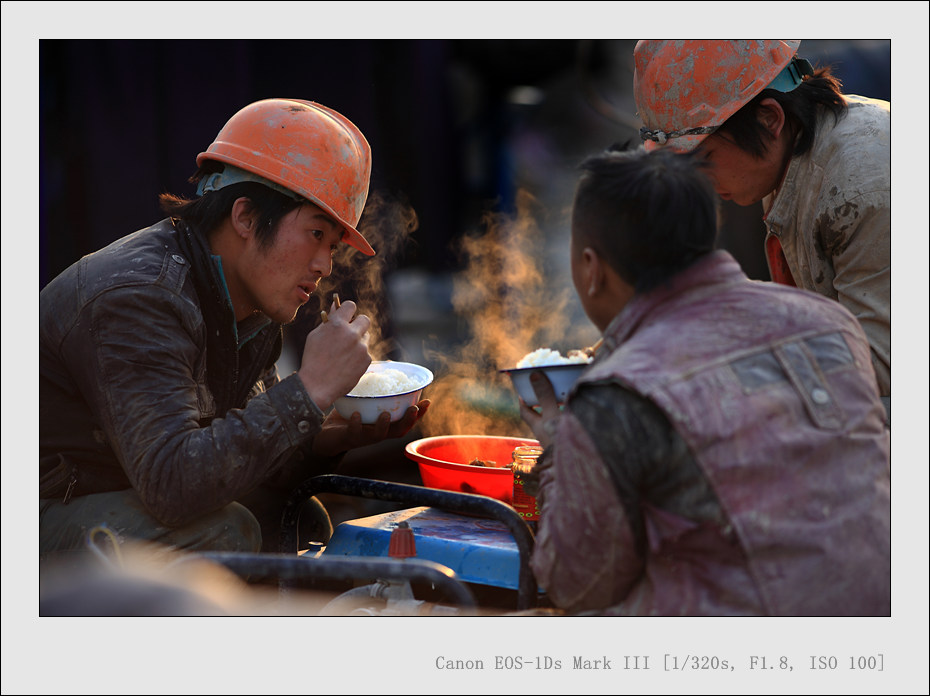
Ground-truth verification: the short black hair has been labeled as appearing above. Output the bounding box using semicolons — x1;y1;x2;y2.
715;65;848;159
572;147;718;293
158;162;303;248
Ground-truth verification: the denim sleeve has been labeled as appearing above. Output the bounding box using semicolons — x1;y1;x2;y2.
530;382;731;612
567;384;728;556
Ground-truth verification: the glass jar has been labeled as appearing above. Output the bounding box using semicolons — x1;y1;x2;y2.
511;445;544;524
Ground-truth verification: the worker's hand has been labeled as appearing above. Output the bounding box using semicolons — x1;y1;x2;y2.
297;300;372;410
311;399;432;457
518;370;561;449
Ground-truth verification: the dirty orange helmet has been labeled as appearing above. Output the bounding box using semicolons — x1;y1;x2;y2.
634;40;810;153
196;98;375;256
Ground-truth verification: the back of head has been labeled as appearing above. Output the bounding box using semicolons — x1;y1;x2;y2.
572;147;718;293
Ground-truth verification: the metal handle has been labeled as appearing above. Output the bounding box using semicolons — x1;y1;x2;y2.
182;551;478;614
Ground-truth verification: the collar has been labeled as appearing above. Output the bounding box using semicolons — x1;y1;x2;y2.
210;254;271;349
602;251;747;351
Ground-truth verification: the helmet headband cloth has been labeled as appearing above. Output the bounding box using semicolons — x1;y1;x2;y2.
196;163;302;202
766;57;814;93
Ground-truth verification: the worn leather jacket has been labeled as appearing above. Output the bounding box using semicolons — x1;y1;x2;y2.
40;218;326;527
531;251;890;615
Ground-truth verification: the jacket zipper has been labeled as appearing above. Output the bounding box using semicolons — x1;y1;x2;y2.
63;467;78;505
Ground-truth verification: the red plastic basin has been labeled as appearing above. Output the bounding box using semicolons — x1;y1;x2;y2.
405;435;540;504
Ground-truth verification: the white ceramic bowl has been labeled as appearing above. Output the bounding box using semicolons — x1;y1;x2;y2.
334;361;433;424
500;363;589;407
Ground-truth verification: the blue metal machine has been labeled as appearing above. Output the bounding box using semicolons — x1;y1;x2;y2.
322;505;526;591
278;474;540;613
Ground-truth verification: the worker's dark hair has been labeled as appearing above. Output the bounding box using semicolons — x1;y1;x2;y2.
716;64;848;158
158;161;303;249
572;146;718;293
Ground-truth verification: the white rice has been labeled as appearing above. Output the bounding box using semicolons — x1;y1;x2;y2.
348;368;423;397
516;348;592;368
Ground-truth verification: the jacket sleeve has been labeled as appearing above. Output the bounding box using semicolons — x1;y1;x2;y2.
530;383;713;613
64;284;326;527
530;387;647;612
819;189;890;396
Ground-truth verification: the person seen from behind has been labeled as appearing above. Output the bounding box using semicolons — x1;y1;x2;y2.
519;146;890;616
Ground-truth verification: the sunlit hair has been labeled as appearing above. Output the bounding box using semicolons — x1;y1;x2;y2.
158;162;303;249
572;146;718;293
716;66;848;159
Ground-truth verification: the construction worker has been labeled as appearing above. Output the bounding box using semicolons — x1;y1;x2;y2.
633;40;890;422
39;99;430;564
520;146;890;616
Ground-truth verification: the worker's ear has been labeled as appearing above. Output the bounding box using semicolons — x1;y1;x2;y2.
757;97;787;140
581;247;604;298
230;197;258;240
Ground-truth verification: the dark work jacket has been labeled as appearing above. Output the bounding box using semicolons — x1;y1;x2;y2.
532;250;890;616
39;218;326;527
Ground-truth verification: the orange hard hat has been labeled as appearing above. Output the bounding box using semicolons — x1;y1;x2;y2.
634;40;806;152
196;98;375;256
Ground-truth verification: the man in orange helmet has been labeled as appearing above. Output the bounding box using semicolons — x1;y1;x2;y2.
633;40;890;422
39;99;429;564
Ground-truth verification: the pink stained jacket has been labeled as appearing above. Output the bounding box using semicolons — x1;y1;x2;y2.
531;250;890;616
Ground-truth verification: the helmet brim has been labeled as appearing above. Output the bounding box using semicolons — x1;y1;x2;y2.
341;225;376;256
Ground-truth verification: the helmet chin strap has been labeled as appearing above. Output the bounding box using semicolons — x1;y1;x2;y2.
640;125;718;145
197;163;302;202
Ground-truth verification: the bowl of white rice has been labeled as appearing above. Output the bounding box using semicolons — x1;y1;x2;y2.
500;348;593;407
334;360;434;424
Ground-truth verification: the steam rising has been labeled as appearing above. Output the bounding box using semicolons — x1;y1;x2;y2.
326;190;419;361
319;187;598;439
422;189;596;438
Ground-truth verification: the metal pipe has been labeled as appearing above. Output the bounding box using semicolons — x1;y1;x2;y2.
180;551;478;613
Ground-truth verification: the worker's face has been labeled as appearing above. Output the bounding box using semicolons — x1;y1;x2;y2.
238;203;343;324
694;132;784;207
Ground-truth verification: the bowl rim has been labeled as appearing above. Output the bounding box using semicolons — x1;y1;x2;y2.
498;362;590;376
405;434;540;474
341;360;434;399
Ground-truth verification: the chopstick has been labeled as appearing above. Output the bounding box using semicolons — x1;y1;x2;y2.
320;293;342;324
585;337;604;358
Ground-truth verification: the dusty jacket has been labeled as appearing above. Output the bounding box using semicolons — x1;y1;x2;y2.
39;218;326;526
763;95;890;396
531;251;890;616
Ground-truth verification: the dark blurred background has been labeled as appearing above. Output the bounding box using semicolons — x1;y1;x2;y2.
39;39;891;289
38;39;891;517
